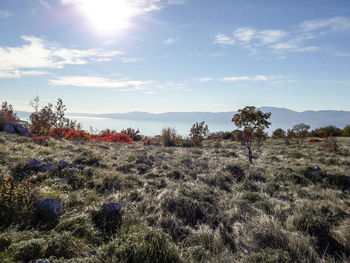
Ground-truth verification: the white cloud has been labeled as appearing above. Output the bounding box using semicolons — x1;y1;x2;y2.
49;76;152;90
233;27;256;43
221;75;270;82
0;10;12;18
300;17;350;32
121;57;143;63
214;34;235;45
164;38;175;44
0;70;49;79
0;36;124;78
198;77;214;82
215;16;350;55
258;30;288;45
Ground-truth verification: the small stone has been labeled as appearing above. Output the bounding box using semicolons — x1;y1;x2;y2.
154;142;161;147
36;199;63;221
243;249;249;255
35;260;50;263
314;166;321;172
102;202;122;214
184;160;191;168
277;166;285;171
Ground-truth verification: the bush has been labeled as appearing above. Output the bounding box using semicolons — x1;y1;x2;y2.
120;128;142;141
189;121;209;146
0;173;36;228
74;151;100;166
14;239;44;262
161;127;178;147
0;234;11;252
343;125;350;137
29;97;80;136
45;232;76;259
64;129;93;141
94;132;133;143
105;224;181;263
0;102;19;129
311;125;342;137
322;137;338;152
161;187;220;228
272;128;286;138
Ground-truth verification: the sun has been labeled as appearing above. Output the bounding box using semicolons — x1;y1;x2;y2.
79;0;137;33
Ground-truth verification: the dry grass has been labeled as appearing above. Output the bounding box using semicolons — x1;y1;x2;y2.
0;133;349;262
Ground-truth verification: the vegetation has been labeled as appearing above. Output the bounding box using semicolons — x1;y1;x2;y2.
0;102;20;129
29;96;81;136
232;106;271;163
1;100;350;262
189;121;209;146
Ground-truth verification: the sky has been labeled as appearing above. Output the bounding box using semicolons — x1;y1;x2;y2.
1;0;350;114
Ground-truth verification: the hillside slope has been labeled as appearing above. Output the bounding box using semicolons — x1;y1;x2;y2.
0;133;350;262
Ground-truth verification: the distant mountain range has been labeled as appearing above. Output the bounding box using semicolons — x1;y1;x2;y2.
16;107;350;132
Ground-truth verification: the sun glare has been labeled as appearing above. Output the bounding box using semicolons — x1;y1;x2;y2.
79;0;137;33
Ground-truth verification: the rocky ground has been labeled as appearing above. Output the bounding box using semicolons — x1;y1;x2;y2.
0;132;350;262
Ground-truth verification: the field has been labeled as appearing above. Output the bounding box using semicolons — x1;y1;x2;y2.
0;132;350;262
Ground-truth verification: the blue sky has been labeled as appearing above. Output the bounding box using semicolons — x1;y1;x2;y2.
1;0;350;113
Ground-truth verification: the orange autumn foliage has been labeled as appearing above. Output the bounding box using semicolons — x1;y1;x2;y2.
94;133;133;143
64;130;93;141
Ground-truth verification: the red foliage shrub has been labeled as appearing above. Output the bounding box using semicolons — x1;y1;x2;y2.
33;136;49;142
94;133;133;143
64;130;93;141
308;139;321;143
47;128;72;138
142;138;155;146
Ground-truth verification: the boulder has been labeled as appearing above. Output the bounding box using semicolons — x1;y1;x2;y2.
13;124;32;137
2;123;32;137
2;123;16;134
136;157;153;167
102;202;122;215
36;199;63;221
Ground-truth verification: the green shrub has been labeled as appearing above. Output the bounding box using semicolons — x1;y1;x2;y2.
74;151;100;166
45;232;76;259
105;225;181;263
161;187;220;228
246;248;292;263
0;234;11;252
161;127;178;147
14;239;44;262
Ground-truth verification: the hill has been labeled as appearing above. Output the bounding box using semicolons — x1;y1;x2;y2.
16;107;350;132
0;132;349;262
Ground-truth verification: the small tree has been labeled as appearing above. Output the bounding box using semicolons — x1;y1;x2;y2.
189;121;209;146
232;106;271;164
292;123;310;138
29;96;80;135
0;102;19;128
161;127;178;147
343;125;350;137
272;128;286;138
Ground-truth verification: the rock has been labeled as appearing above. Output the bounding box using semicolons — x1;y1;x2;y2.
2;123;32;137
102;202;122;214
35;260;50;263
183;160;191;168
36;199;63;221
57;160;84;170
28;159;54;172
112;181;122;190
136;158;153;167
13;124;32;137
243;249;249;255
313;166;322;172
277;166;286;171
154;142;161;147
2;123;16;134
